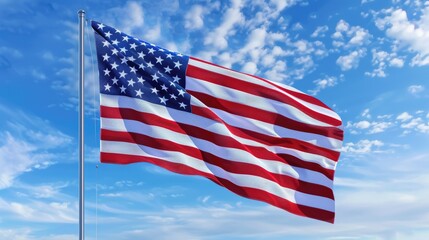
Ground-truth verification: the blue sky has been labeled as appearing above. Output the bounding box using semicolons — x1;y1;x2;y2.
1;0;429;239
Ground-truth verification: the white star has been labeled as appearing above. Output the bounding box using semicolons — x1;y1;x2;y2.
112;39;119;45
164;66;172;73
141;42;147;46
111;62;119;70
155;56;164;64
158;48;165;52
172;75;181;83
105;31;112;38
128;56;135;62
103;68;110;76
115;29;121;33
166;53;173;59
102;53;110;61
120;47;128;54
137;76;145;84
146;62;154;68
119;70;127;78
139;63;145;70
120;85;126;93
151;87;159;95
159;96;168;105
177;89;186;97
177;53;183;57
179;102;187;109
169;81;176;87
111;77;119;85
151;73;159;82
102;40;110;47
130;43;137;50
121;57;128;64
129;66;137;73
174;60;182;69
138;51;145;59
122;36;129;42
135;89;143;98
170;94;177;100
148;48;155;54
104;83;111;91
111;48;119;55
127;79;136;87
161;85;168;91
97;23;105;30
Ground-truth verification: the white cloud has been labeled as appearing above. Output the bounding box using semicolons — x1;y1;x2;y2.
0;46;22;58
145;23;161;42
241;62;258;74
369;121;392;133
335;19;349;33
0;133;40;189
355;120;371;129
365;49;404;77
336;49;366;71
390;57;404;67
292;22;303;31
408;85;425;94
0;105;72;189
347;120;392;134
362;108;371;118
342;139;384;153
264;60;287;82
401;117;423;129
332;19;371;52
0;198;76;223
0;228;33;240
348;27;371;46
31;69;46;80
184;5;205;30
311;25;329;38
42;51;54;61
105;1;144;34
397;112;413;121
375;6;429;66
204;0;244;50
309;76;338;95
239;27;268;64
417;122;429;133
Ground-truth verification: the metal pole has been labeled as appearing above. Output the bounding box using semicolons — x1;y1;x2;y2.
78;9;85;240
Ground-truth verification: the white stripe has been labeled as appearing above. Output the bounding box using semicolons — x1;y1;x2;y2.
189;58;341;122
191;99;342;151
101;140;335;211
101;94;338;167
101;117;334;188
187;76;333;127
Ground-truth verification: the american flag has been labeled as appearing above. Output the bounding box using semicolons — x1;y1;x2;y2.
92;21;343;223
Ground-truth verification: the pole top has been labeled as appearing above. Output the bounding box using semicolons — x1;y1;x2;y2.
78;9;85;16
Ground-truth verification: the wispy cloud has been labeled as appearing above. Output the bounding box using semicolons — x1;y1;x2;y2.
375;6;429;66
0;104;72;189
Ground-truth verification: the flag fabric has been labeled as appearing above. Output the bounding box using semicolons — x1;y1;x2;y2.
92;21;343;223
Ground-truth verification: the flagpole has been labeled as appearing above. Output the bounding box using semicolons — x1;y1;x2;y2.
78;9;85;240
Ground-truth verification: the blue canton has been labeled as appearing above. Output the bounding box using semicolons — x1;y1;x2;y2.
92;21;191;112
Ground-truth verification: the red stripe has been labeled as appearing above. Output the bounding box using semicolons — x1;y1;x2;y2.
186;62;342;127
101;129;334;199
101;152;335;223
188;90;344;140
191;105;340;161
189;57;332;110
101;105;336;178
